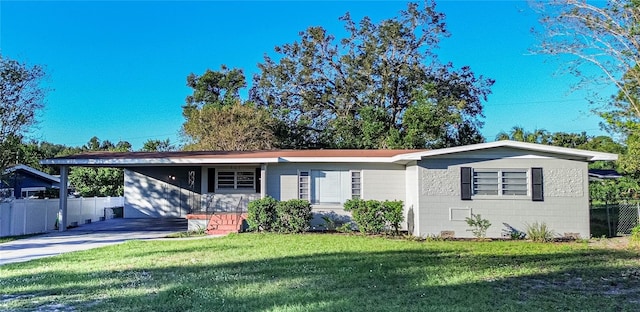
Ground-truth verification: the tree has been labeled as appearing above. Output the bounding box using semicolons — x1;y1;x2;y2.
495;126;550;144
0;55;47;174
250;1;494;149
182;100;280;151
532;0;640;117
141;138;176;152
68;137;125;197
181;67;280;151
532;1;640;175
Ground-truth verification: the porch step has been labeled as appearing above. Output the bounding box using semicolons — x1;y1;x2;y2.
205;213;247;235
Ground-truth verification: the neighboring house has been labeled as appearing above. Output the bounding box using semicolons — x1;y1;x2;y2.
40;141;617;238
0;165;61;199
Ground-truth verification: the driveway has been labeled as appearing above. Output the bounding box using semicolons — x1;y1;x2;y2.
0;218;187;265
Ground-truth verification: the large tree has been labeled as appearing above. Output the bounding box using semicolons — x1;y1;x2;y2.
181;66;281;151
0;55;47;174
250;1;494;149
532;0;640;173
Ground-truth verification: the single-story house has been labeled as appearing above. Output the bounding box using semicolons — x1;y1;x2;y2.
40;140;617;238
1;165;61;199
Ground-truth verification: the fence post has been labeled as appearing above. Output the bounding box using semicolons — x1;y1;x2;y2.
606;203;612;237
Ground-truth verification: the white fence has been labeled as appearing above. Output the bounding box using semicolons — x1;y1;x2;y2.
0;197;124;237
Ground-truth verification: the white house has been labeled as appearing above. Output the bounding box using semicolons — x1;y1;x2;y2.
40;141;617;238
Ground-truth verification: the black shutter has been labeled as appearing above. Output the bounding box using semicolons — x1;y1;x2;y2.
461;167;472;200
531;167;543;201
255;167;261;194
207;168;216;193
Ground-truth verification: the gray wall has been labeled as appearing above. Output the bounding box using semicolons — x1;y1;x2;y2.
266;162;407;229
416;155;590;238
124;167;201;218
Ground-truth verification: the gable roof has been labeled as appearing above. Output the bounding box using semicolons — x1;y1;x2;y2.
396;140;618;162
39;140;617;167
4;164;61;183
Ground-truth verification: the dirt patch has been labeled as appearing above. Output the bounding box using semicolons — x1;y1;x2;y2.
588;236;635;250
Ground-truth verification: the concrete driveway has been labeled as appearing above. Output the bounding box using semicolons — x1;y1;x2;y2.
0;218;187;266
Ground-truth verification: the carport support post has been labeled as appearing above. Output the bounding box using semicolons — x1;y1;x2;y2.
260;164;267;199
58;165;69;232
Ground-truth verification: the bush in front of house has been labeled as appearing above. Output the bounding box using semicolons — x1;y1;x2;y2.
383;200;404;235
525;221;556;242
275;199;313;233
247;197;313;233
247;196;278;232
344;198;404;235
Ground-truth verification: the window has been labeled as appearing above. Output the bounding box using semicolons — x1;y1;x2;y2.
472;169;528;196
299;171;309;200
216;170;255;190
351;171;361;199
298;170;353;204
20;187;46;199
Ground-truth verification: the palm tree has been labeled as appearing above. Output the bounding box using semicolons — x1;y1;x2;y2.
495;126;549;144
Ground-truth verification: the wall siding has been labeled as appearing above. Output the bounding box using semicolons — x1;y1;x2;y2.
266;163;407;229
124;167;201;218
417;156;590;239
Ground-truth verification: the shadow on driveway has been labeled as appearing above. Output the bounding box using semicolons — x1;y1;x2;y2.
0;218;187;266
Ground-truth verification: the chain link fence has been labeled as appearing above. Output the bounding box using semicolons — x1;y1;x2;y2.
591;203;640;237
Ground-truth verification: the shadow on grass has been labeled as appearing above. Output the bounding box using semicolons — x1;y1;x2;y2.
2;240;640;312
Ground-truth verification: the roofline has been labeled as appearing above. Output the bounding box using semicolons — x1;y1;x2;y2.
394;140;618;161
4;164;61;183
40;157;282;166
38;141;618;166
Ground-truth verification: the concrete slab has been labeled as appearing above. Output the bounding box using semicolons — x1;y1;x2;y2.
0;218;187;265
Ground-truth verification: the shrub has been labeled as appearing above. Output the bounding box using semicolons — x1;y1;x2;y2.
247;196;278;232
336;222;354;233
525;222;556;242
344;199;386;234
465;214;491;239
383;200;404;235
275;199;313;233
344;199;404;235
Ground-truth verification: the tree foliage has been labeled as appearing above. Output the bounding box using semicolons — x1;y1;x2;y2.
532;1;640;176
67;137;130;197
181;67;280;151
141;138;176;152
250;1;493;149
0;55;47;174
532;0;640;116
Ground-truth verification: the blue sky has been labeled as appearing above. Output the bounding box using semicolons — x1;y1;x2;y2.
1;0;614;150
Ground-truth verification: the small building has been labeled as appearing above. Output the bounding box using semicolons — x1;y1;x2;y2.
41;141;617;238
1;165;61;199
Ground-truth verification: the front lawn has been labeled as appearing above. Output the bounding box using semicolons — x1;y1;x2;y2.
1;234;639;311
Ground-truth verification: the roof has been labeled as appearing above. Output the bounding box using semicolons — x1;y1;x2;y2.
588;169;622;180
4;164;61;183
39;141;618;167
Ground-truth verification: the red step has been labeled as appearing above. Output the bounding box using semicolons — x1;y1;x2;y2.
205;213;247;235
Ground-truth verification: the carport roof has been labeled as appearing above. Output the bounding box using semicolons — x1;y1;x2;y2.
39;149;427;166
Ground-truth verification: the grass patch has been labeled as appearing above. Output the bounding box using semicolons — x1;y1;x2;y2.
1;234;639;311
0;233;43;244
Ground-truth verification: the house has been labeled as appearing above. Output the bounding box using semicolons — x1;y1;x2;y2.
1;165;61;199
40;141;617;238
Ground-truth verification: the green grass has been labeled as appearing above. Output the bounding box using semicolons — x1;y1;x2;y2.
1;234;639;311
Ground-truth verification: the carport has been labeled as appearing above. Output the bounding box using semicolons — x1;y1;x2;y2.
40;151;271;232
